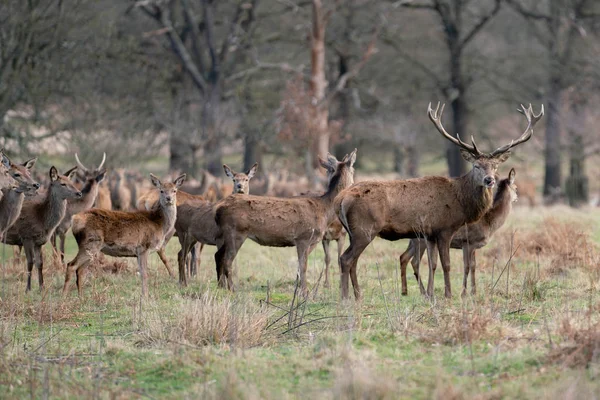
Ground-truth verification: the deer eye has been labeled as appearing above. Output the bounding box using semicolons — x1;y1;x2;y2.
14;173;21;178
160;190;164;194
61;183;67;187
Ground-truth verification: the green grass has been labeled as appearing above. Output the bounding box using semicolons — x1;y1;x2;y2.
1;206;600;398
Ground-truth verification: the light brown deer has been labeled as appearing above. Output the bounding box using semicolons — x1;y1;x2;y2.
214;150;356;294
400;168;518;297
75;152;111;210
63;173;186;297
5;167;82;291
336;104;543;299
174;163;258;286
138;163;258;279
322;219;346;288
0;154;40;240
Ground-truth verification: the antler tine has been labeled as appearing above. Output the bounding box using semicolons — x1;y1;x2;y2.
98;152;106;170
470;136;483;156
489;104;544;157
74;153;89;172
428;102;477;153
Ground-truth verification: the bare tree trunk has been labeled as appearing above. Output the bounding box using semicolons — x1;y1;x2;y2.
448;51;467;177
169;134;192;173
565;134;587;207
407;143;419;177
311;0;330;169
243;129;262;172
393;146;405;176
202;87;223;176
543;77;562;197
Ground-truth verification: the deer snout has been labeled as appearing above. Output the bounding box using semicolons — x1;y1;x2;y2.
33;182;41;189
483;176;495;188
165;196;173;203
75;191;83;198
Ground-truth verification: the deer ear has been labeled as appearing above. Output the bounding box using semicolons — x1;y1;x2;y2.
96;169;106;183
495;151;511;163
49;166;59;182
223;164;234;179
326;153;338;167
65;166;78;179
318;156;335;173
1;153;11;169
150;173;161;188
174;173;186;188
22;157;37;170
247;163;258;180
344;148;357;168
508;168;516;184
460;149;477;163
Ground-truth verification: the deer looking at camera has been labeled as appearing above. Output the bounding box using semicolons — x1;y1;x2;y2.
336;104;543;300
5;167;82;291
0;153;40;240
174;163;258;286
138;163;258;281
214;150;356;295
63;173;185;298
400;168;518;297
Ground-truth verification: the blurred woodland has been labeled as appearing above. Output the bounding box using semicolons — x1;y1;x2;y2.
2;0;600;206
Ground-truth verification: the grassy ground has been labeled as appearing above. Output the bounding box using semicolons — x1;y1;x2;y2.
1;205;600;399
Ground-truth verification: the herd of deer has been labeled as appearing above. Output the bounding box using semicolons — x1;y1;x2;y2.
0;103;543;301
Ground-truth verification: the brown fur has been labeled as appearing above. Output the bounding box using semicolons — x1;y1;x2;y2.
109;169;132;211
4;166;82;291
400;169;518;297
63;173;186;298
0;155;39;240
321;218;346;288
174;163;259;286
214;150;356;294
336;104;542;300
95;184;112;209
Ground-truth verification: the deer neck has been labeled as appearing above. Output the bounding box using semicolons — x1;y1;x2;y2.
458;172;494;223
158;201;177;237
41;187;68;232
322;168;353;224
0;188;25;228
77;180;100;209
482;186;513;233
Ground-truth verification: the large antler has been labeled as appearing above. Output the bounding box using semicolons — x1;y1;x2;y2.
489;104;544;157
74;153;88;173
98;152;106;170
427;102;483;156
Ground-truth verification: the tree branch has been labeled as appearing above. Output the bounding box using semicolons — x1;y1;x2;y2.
459;0;501;49
504;0;551;22
181;0;207;76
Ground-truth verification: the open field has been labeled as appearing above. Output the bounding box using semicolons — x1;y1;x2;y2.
1;205;600;399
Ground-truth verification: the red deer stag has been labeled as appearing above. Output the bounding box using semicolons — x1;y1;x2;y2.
174;163;258;286
75;153;111;209
63;173;186;297
214;150;356;295
138;163;258;280
5;167;82;291
400;168;518;297
0;153;40;240
336;104;543;299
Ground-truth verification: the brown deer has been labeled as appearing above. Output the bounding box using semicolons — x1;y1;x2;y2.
336;104;543;299
400;168;518;297
174;163;258;286
75;152;111;210
63;173;186;297
213;150;356;294
322;219;346;288
0;154;40;240
138;163;258;279
5;167;82;291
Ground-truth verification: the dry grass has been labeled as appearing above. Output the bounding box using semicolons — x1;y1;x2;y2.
136;291;271;349
549;318;600;369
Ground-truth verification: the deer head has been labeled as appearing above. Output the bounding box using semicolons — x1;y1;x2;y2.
223;163;258;194
0;152;39;194
74;152;106;183
428;103;544;189
150;173;186;207
49;166;83;199
505;168;518;203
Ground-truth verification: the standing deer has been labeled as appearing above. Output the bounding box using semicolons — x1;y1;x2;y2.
400;168;518;297
214;150;356;294
174;163;258;286
0;154;40;240
322;220;346;288
5;167;82;291
336;104;543;299
75;152;111;210
63;173;186;297
138;163;258;280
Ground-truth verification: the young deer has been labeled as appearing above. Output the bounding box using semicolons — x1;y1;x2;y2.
63;174;186;297
174;163;258;286
400;168;518;297
0;154;40;240
322;219;346;288
214;150;356;295
75;152;112;209
5;167;82;291
52;162;106;263
336;104;543;299
138;163;258;279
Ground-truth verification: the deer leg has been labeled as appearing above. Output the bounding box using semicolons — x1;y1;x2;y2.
34;246;44;291
340;233;371;300
177;234;195;287
470;249;477;295
137;250;149;298
24;242;35;292
461;245;470;299
414;242;427;295
59;232;67;264
425;239;438;298
322;239;331;288
190;243;202;277
436;235;452;299
297;243;310;297
399;241;415;296
76;267;86;297
64;241;100;296
214;234;244;291
156;248;173;278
